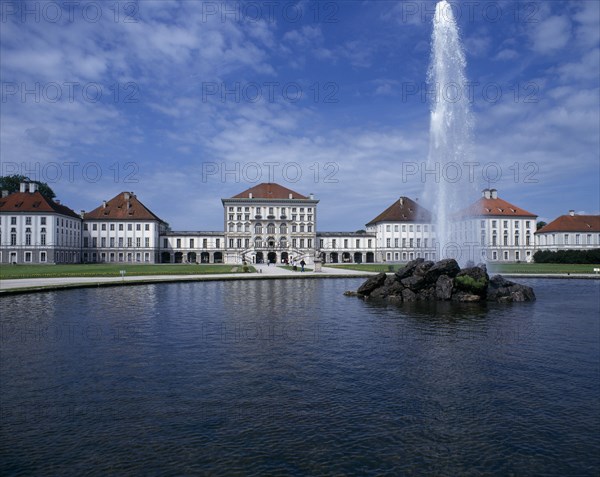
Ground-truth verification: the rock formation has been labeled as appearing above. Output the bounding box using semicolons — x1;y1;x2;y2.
345;258;535;303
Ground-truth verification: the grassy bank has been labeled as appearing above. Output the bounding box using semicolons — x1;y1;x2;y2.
487;263;599;274
0;263;255;280
328;263;599;275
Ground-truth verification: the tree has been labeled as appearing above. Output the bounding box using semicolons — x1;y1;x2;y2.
0;175;56;200
536;221;547;230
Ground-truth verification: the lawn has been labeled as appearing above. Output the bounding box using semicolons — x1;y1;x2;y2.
0;263;256;280
327;262;600;275
487;263;600;274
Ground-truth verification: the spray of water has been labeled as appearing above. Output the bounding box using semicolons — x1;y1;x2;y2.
423;0;477;262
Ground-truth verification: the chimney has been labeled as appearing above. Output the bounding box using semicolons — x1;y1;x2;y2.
400;197;404;206
482;189;491;199
19;182;27;193
490;189;498;199
124;192;130;200
28;182;38;193
569;210;575;216
1;190;8;198
289;193;293;199
80;210;85;218
55;199;61;205
310;193;314;200
103;200;107;208
249;192;253;199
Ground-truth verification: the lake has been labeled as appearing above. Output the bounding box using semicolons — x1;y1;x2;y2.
1;278;599;476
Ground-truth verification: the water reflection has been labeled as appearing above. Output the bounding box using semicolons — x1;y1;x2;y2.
1;278;598;476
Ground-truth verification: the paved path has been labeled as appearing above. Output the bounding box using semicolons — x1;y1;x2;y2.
0;265;374;294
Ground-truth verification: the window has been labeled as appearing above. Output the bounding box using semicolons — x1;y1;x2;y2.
386;225;391;232
176;239;181;248
41;234;46;246
136;224;141;231
99;238;104;247
110;237;115;247
145;224;150;231
190;239;194;248
417;238;421;248
110;224;114;231
424;225;428;232
515;221;519;229
492;220;497;228
417;225;421;232
394;225;399;232
394;238;399;247
402;238;406;247
25;252;32;262
136;238;141;247
26;216;32;225
409;225;414;232
127;238;132;247
10;217;16;225
145;238;150;247
409;238;414;247
344;239;348;248
118;238;124;247
229;239;234;248
575;234;580;245
587;234;592;245
84;237;89;248
40;252;46;262
216;239;220;248
332;239;337;248
25;233;31;245
480;220;485;229
503;220;508;228
128;224;132;231
504;251;509;260
203;239;208;248
164;238;168;248
300;239;305;248
368;239;372;248
564;234;569;245
237;239;242;248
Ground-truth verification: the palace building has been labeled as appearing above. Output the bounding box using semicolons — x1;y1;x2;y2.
2;181;594;265
0;182;82;264
535;212;600;251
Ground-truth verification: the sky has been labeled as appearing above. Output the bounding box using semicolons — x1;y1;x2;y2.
1;0;599;231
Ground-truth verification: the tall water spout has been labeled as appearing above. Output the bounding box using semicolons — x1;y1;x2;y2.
424;0;477;262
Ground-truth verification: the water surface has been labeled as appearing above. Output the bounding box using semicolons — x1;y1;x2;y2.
1;278;598;476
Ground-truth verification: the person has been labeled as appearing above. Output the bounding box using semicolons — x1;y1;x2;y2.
300;259;306;272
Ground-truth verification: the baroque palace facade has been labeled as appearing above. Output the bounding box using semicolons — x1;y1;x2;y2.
1;181;599;265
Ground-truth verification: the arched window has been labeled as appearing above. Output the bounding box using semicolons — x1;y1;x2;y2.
236;223;242;232
228;223;234;232
280;224;287;234
267;223;275;234
255;223;262;234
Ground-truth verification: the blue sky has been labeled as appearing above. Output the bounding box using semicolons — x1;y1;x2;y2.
1;0;598;230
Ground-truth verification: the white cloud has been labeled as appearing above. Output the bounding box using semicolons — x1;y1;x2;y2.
530;15;572;54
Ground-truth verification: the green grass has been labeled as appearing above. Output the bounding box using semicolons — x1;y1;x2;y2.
323;262;600;275
0;263;256;280
278;265;313;272
488;263;600;274
326;264;406;273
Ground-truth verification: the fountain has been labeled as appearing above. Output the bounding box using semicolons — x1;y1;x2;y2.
423;0;478;262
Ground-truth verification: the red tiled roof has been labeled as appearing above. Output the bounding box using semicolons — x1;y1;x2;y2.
0;191;80;218
536;214;600;234
366;197;432;225
84;192;165;222
459;197;537;218
232;183;309;200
